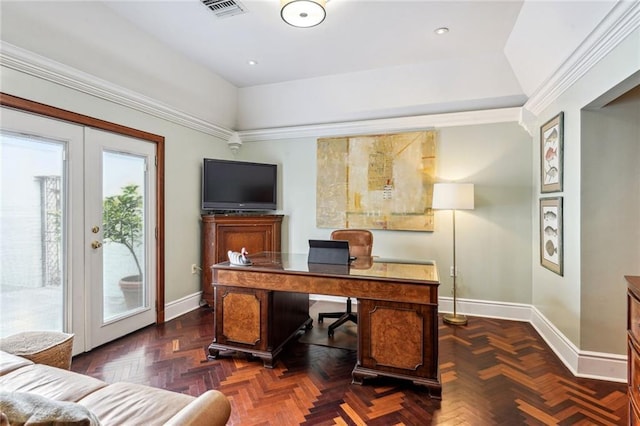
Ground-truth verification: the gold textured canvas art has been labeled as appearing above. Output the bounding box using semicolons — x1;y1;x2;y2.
317;130;437;231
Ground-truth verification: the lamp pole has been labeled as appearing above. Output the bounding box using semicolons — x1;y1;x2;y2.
432;182;473;326
443;208;468;325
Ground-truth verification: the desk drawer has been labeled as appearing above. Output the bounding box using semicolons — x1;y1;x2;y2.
630;291;640;344
631;398;640;426
629;339;640;414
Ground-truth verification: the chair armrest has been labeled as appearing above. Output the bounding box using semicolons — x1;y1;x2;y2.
163;390;231;426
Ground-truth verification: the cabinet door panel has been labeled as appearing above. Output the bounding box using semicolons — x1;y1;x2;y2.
217;226;271;262
358;299;438;379
201;215;282;306
216;286;268;350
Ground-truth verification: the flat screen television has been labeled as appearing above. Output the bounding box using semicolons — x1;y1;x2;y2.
202;158;277;212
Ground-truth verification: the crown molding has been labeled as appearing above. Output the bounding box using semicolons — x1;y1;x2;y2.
0;41;233;140
524;1;640;116
0;42;522;143
238;107;522;142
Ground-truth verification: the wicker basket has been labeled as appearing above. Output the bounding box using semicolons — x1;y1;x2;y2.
0;331;74;370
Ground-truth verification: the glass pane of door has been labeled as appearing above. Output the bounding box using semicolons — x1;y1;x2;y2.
102;151;147;321
0;132;65;337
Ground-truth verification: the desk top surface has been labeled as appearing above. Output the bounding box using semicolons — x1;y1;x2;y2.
214;252;439;283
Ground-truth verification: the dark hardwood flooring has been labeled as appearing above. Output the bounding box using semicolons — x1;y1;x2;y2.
71;304;628;425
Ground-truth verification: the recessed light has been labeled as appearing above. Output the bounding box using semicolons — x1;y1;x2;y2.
434;27;449;35
248;60;258;66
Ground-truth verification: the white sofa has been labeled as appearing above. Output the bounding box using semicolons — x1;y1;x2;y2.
0;350;230;425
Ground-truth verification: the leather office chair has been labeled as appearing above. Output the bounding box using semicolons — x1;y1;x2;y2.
317;229;373;337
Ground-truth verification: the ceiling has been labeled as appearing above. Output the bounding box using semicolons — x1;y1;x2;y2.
102;0;525;88
0;0;622;131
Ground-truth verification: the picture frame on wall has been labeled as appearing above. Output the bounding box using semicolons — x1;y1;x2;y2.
540;112;564;193
540;197;563;276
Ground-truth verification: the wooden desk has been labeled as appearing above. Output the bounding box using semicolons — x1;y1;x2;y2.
208;252;441;398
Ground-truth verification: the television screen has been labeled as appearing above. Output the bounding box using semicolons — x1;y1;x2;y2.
202;159;277;212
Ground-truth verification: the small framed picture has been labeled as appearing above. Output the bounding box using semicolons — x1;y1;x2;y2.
540;197;563;276
540;112;564;193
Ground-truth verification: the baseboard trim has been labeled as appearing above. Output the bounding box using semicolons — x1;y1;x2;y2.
164;291;204;322
528;305;627;383
167;292;626;383
310;294;350;304
440;296;533;322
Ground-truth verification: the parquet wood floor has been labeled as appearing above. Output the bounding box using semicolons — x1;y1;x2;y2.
70;305;628;425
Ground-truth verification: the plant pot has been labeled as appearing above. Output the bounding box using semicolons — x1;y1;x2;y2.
119;275;143;309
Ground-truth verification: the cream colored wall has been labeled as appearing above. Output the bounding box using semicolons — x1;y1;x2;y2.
239;121;533;304
0;66;232;304
531;27;640;353
581;88;640;354
0;60;533;313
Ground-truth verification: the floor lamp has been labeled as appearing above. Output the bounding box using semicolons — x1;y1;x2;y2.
432;183;475;326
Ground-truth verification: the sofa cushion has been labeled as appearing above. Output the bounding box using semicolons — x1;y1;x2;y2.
0;365;107;402
77;382;194;426
0;351;33;377
0;391;100;425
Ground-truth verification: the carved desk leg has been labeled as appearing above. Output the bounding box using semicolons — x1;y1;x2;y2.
207;345;219;360
207;344;236;361
351;366;378;385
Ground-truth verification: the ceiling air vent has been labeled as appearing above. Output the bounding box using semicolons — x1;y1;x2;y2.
201;0;247;18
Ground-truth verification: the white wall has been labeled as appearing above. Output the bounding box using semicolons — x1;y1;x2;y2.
581;87;640;354
532;26;640;353
0;38;531;321
504;0;616;96
237;53;525;130
239;121;532;305
0;1;238;129
0;65;233;304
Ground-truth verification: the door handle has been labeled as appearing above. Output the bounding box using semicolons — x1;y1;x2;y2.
91;240;103;249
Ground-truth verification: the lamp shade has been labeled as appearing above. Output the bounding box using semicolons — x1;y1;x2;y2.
281;0;326;28
432;183;475;210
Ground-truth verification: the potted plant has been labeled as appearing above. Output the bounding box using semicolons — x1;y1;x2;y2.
103;184;144;309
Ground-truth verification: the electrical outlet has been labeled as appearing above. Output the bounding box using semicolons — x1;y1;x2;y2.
449;266;457;277
191;264;199;274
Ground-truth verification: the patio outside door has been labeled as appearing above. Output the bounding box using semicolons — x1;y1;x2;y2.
0;108;157;352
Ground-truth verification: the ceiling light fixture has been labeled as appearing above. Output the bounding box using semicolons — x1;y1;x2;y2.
281;0;326;28
248;60;258;66
434;27;449;35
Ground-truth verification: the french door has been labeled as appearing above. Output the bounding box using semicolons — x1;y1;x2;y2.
85;128;156;348
0;107;157;353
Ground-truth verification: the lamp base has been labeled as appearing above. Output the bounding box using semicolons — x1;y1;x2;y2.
443;313;468;326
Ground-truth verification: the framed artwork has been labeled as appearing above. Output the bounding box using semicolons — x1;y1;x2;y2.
316;130;437;232
540;112;563;193
540;197;563;276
